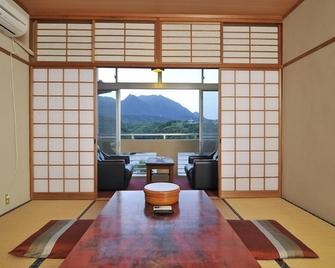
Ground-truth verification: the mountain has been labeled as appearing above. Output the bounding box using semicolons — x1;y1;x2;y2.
98;94;198;123
122;94;198;122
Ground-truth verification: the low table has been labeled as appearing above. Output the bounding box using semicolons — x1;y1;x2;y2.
60;191;260;268
145;156;175;184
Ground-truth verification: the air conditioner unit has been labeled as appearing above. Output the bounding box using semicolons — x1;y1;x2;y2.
0;0;28;37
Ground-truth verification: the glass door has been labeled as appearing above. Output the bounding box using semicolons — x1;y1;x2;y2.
97;90;120;154
200;91;218;154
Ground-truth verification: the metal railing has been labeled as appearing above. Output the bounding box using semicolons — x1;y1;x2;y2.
121;133;199;140
98;133;219;140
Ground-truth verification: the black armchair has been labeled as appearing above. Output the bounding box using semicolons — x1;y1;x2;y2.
97;148;134;191
184;151;218;190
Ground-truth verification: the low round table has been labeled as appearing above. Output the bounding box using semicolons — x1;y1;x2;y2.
144;182;180;205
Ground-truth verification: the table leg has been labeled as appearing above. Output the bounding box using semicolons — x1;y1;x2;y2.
146;167;151;184
169;165;174;182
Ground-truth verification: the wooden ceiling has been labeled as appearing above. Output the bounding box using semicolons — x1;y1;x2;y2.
15;0;302;20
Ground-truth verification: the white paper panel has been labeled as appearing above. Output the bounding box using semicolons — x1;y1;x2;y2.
80;125;94;137
49;180;63;192
236;165;249;177
65;166;79;179
236;125;249;137
37;23;92;62
49;125;63;137
64;125;78;137
49;138;63;151
65;180;79;192
162;23;220;63
251;165;264;177
34;125;48;137
265;178;278;190
80;166;94;179
32;68;95;194
49;83;63;95
33;83;47;95
34;166;48;179
49;166;63;179
221;138;235;151
265;165;278;177
80;180;94;192
221;125;235;137
221;84;235;96
80;83;94;96
223;25;279;64
95;22;154;62
236;178;249;191
251;178;264;190
221;179;235;191
221;152;235;164
220;70;280;194
251;125;264;137
34;180;48;192
64;97;79;110
33;111;47;123
64;111;78;124
236;152;249;164
221;165;235;177
80;152;94;165
64;138;79;151
65;152;79;165
49;152;63;165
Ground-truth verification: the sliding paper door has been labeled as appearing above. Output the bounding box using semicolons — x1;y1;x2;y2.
219;69;280;197
31;68;96;198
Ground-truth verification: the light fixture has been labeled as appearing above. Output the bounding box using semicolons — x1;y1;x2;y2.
151;68;164;73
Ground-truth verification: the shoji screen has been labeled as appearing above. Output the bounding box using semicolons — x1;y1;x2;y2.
36;23;93;62
94;22;155;62
162;23;221;63
220;69;280;197
223;25;279;64
32;68;95;196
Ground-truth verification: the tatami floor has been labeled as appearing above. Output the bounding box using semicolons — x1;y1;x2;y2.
0;196;334;268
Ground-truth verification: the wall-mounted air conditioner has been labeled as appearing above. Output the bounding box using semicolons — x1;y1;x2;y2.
0;0;28;37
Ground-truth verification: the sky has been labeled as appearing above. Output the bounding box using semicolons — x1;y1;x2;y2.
98;68;218;120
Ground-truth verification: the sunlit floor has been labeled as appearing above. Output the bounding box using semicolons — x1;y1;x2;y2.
1;196;334;268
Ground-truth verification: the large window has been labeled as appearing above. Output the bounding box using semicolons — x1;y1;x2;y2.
97;67;219;176
120;89;199;139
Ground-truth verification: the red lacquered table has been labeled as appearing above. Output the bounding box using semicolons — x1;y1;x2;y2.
60;191;260;268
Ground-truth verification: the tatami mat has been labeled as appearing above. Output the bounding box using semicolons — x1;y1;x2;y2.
226;198;335;268
210;196;240;220
2;196;333;268
80;200;108;220
0;200;92;268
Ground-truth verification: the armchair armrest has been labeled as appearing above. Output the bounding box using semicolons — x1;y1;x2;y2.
104;155;130;164
188;155;213;164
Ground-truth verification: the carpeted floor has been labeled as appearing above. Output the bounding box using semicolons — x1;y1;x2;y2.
98;177;218;198
128;177;192;190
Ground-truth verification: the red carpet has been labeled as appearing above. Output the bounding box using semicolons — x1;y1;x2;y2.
98;177;218;198
128;177;192;190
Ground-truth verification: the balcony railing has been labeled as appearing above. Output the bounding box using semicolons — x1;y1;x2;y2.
98;133;216;176
121;133;199;140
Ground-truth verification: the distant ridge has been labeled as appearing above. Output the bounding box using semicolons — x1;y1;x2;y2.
99;94;198;123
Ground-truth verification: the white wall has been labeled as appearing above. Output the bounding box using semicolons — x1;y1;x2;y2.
283;0;335;224
0;1;30;215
